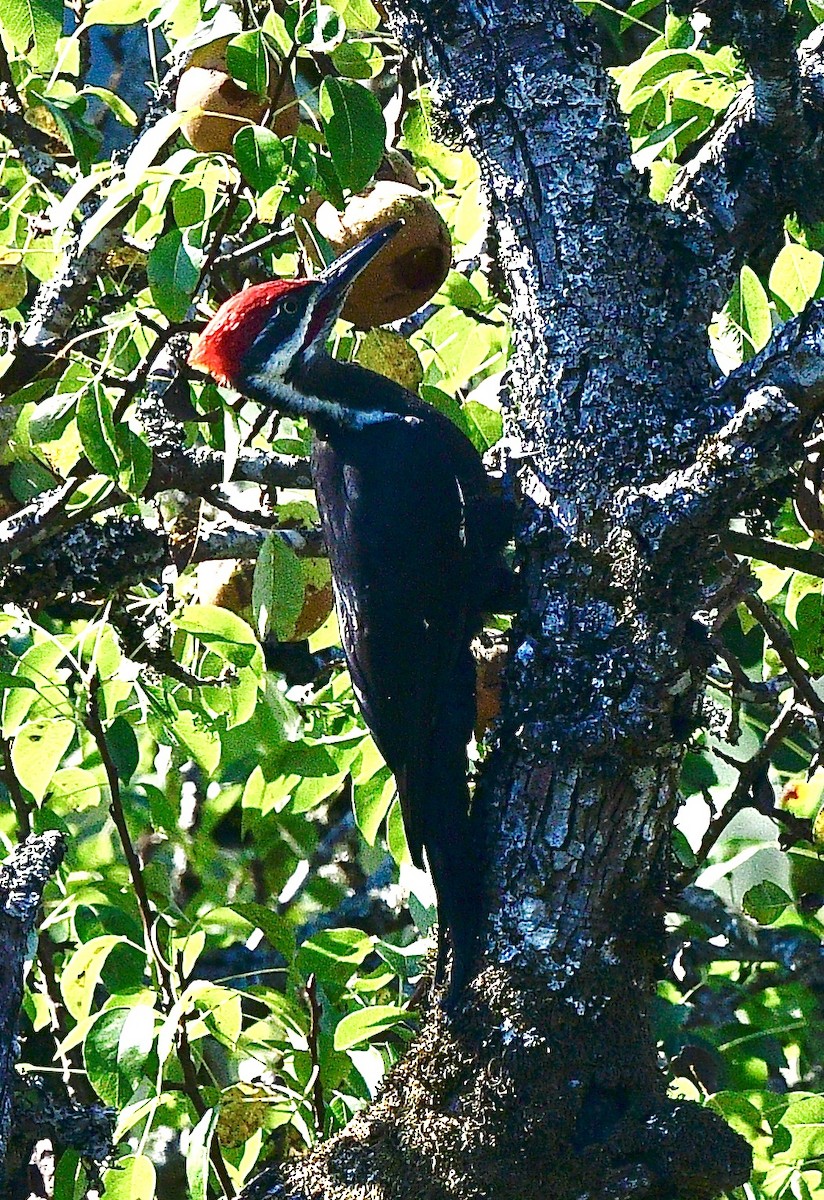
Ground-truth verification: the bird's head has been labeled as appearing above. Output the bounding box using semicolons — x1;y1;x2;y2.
188;221;403;421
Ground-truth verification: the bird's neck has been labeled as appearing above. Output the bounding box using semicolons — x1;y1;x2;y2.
275;353;420;436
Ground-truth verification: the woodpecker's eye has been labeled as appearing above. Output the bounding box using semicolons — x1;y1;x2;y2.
283;299;298;315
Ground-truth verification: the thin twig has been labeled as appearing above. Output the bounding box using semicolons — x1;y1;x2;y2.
86;678;171;994
213;226;294;269
304;973;326;1134
1;739;31;841
177;1017;237;1199
743;589;824;736
690;698;797;873
87;677;236;1196
722;530;824;578
708;635;786;705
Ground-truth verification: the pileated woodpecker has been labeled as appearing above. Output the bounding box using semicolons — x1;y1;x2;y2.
189;222;509;1000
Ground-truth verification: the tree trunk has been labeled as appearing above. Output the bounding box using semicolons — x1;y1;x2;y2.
245;0;824;1197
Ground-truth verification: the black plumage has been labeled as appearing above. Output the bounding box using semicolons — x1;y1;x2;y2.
303;361;509;994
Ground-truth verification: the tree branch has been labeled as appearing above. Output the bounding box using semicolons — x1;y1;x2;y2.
192;522;325;564
0;515;168;603
668;12;824;278
673;0;803;130
616;300;824;557
721;529;824;576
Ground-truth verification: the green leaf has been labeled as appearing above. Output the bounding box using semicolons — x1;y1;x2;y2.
77;384;119;477
296;3;345;51
2;639;72;737
252;533;305;641
386;796;411;866
170;708;221;774
106;716;139;783
328;0;380;29
787;581;824;675
375;938;424;982
187;1108;219;1200
319;77;385;193
777;1094;824;1161
728;266;772;359
12;716;74;802
47;766;102;812
769;243;824;320
297;928;373;986
53;1150;87;1200
186;981;242;1046
0;0;63;69
679;750;717;796
147;229;201;323
81;86;137;127
274;740;360;814
414;307;508;396
100;1155;156;1200
222;901;296;960
616;50;707;113
0;673;37;692
463;399;503;453
175;604;261;669
84;1006;155;1105
743;881;793;926
115;427;152;497
234;127;285;194
353;768;395;845
437;271;484;311
333;1004;407;1051
60;935;124;1020
226;30;270;96
331;39;383;79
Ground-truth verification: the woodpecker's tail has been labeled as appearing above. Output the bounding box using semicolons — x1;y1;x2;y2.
419;646;483;1007
425;799;483;1006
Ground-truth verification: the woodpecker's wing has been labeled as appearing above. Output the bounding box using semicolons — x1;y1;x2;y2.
311;414;481;867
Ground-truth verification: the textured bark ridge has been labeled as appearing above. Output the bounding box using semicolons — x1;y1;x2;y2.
0;834;65;1180
244;3;824;1198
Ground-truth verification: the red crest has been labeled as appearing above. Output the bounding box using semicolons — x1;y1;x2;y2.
188;279;309;386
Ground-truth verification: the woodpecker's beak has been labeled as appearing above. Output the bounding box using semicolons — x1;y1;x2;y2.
317;220;403;306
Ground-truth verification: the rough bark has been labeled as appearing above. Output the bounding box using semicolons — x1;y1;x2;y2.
242;3;824;1199
0;833;66;1181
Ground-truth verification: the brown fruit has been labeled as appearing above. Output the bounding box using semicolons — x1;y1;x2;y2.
375;149;421;190
195;558;253;613
474;633;508;740
176;36;298;157
298;151;420;228
291;557;334;642
306;182;452;328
